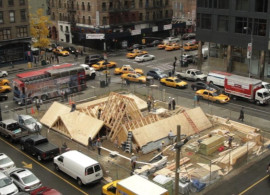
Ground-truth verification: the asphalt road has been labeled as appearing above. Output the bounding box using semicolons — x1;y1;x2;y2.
0;137;105;195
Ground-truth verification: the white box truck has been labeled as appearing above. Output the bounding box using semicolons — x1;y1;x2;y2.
53;150;103;186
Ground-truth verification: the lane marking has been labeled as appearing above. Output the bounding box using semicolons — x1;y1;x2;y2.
238;175;269;195
0;137;89;195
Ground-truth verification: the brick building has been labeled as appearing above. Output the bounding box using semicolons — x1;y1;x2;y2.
0;0;31;64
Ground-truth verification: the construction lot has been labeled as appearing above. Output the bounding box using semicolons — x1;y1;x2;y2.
35;91;270;194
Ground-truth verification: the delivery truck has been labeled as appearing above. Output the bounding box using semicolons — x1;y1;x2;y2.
102;174;169;195
224;75;270;105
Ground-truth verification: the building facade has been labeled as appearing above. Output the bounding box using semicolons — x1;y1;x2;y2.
49;0;185;50
0;0;31;64
196;0;270;78
28;0;50;16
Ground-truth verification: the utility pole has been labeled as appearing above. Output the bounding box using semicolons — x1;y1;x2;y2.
175;125;181;195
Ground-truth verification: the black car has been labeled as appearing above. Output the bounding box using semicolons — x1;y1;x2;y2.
84;54;104;66
191;82;209;91
127;44;146;51
146;40;162;47
181;33;196;40
63;47;78;54
180;54;195;67
147;69;168;80
0;93;8;101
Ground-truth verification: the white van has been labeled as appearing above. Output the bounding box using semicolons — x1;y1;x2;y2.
207;71;232;87
53;150;103;186
163;37;180;44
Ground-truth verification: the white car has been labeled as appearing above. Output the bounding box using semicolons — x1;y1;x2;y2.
0;153;16;174
135;54;155;62
17;115;42;133
0;71;8;78
0;172;19;195
7;168;42;192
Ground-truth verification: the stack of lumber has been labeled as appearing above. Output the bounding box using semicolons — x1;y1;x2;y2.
166;157;190;170
215;142;256;168
246;132;262;145
199;135;224;155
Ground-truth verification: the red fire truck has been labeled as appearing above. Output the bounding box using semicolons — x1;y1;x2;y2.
13;63;86;105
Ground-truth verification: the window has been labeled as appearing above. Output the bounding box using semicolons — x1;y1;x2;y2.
196;13;201;28
82;16;85;24
20;10;26;21
165;10;168;18
16;26;27;37
65;26;69;32
87;2;91;11
102;17;107;25
77;2;79;10
0;0;2;7
255;0;268;12
94;165;101;172
0;12;3;24
86;167;94;175
198;0;213;8
88;16;91;24
0;29;11;40
9;11;15;23
254;19;266;36
217;15;229;32
109;2;113;9
201;14;212;29
139;13;143;21
146;12;149;20
60;25;63;31
139;0;143;8
165;0;168;6
102;2;106;11
52;12;55;20
235;17;252;34
19;0;25;5
82;2;85;10
8;0;14;6
153;12;156;20
58;0;61;8
131;0;135;8
214;0;229;9
124;1;128;9
236;0;248;11
77;16;80;23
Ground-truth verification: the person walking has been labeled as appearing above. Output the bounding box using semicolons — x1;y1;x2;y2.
168;130;174;144
147;98;152;112
238;107;244;122
130;153;137;171
172;61;176;75
96;138;102;155
228;136;234;148
171;98;176;110
157;141;164;153
88;136;95;150
168;97;172;110
194;94;198;107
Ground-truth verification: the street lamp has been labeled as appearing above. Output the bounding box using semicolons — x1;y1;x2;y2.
244;26;253;78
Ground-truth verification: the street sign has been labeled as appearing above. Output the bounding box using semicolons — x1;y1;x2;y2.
86;33;105;39
247;43;252;59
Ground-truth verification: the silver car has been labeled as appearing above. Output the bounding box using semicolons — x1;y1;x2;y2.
135;54;155;62
7;168;42;192
0;172;18;195
0;153;16;174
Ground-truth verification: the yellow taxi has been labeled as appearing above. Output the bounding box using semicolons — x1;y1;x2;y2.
165;44;181;51
0;85;11;93
121;73;146;83
160;77;188;89
114;65;143;75
92;60;117;71
126;49;148;59
195;89;230;103
0;79;10;86
157;43;170;49
53;48;70;56
183;43;198;51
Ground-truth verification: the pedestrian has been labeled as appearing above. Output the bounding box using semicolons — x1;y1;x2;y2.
171;98;176;110
10;61;14;69
197;94;200;105
157;141;164;153
88;136;95;150
168;97;172;110
130;153;137;170
168;130;174;144
172;61;176;75
35;99;41;112
238;107;244;122
51;55;55;63
228;136;233;148
174;56;177;62
56;55;59;64
96;138;102;155
74;51;78;60
194;94;198;107
35;123;40;134
70;102;76;112
80;49;83;56
147;98;152;112
97;108;102;119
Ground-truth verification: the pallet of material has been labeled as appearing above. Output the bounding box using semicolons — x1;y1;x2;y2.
199;135;224;155
166;157;190;170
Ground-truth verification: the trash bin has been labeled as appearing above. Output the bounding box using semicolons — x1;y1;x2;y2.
41;60;47;66
100;80;106;88
146;76;154;86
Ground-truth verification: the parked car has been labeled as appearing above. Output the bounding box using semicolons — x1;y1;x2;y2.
0;86;11;93
126;49;148;59
63;47;78;54
181;33;196;40
196;89;230;104
183;42;198;51
146;40;162;47
17;115;42;133
84;54;104;66
135;54;155;62
121;73;146;83
92;60;117;71
127;44;145;51
165;44;181;51
46;43;60;52
191;82;209;91
114;65;143;75
53;48;69;56
147;69;168;80
0;71;8;78
7;168;42;192
0;93;8;101
157;43;170;49
0;79;10;86
0;153;16;174
176;69;207;81
0;171;19;195
31;186;62;195
160;77;188;89
180;54;195;67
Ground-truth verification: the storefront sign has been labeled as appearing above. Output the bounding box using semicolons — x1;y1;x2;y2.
163;24;172;30
152;26;158;32
131;29;141;36
86;34;105;39
247;43;252;59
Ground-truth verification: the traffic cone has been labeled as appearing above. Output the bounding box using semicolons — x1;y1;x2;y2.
31;107;35;115
69;98;72;105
